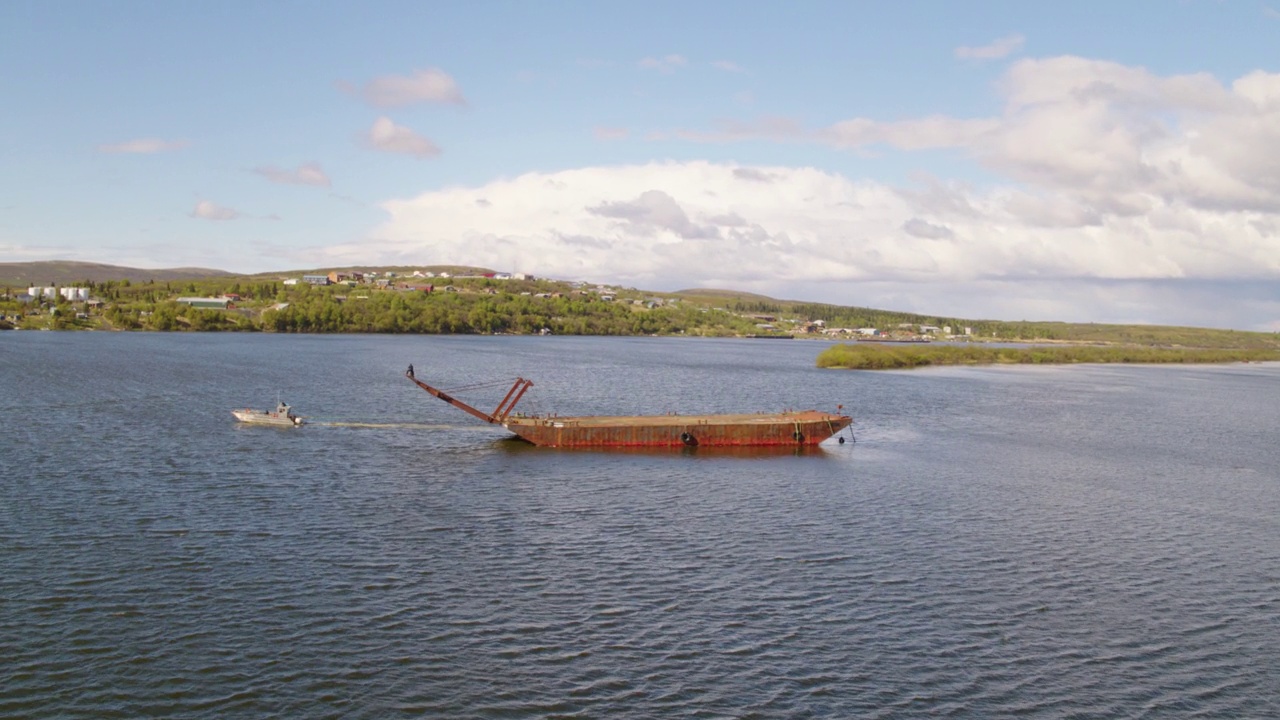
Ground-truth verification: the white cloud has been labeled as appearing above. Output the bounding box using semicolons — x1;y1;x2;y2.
594;126;630;140
365;117;441;158
823;116;1000;150
351;68;465;107
712;60;744;73
589;189;721;239
638;54;687;73
988;59;1280;214
955;34;1025;60
291;55;1280;329
733;167;778;183
302;160;1280;328
190;200;240;221
97;138;189;154
678;57;1280;217
253;162;331;187
902;218;954;239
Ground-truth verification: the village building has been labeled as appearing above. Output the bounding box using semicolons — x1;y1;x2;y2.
177;297;232;309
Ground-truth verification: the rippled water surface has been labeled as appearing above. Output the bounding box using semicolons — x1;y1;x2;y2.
2;333;1278;718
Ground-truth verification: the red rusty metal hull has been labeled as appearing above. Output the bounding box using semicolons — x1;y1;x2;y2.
502;410;851;448
404;370;851;449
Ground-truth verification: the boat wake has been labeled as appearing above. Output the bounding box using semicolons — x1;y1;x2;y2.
307;421;494;430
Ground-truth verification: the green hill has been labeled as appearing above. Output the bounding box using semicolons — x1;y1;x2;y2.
3;261;1278;349
245;264;497;279
0;261;231;287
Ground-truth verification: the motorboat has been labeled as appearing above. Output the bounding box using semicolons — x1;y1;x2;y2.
232;401;303;426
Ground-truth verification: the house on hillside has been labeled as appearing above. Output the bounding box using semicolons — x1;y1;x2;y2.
177;297;231;309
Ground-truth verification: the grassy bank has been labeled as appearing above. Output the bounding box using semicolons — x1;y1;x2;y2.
815;343;1280;370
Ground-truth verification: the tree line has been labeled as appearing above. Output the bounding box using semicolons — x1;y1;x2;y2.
2;276;761;336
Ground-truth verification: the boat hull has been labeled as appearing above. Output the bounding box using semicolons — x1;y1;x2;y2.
502;410;850;448
231;409;303;426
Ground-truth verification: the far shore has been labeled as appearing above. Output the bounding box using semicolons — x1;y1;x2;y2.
815;342;1280;370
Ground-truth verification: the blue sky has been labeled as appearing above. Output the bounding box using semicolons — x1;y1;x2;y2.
3;1;1280;329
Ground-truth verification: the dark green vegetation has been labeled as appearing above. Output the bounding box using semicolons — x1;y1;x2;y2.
260;285;743;336
684;289;1280;350
0;269;766;336
3;262;1279;350
816;343;1280;370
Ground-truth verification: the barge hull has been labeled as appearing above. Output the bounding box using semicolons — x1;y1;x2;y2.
405;370;851;449
503;411;850;448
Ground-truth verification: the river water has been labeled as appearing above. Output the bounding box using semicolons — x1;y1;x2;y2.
1;333;1277;718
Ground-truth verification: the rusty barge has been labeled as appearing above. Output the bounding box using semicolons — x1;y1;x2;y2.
405;368;852;448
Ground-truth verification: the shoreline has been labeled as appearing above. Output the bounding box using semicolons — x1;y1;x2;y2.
815;342;1280;370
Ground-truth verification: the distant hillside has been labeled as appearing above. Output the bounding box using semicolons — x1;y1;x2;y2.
673;288;782;302
246;264;498;279
0;261;500;288
5;262;1276;347
0;261;231;287
250;262;499;275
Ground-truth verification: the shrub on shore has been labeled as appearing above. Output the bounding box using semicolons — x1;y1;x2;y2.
815;343;1280;369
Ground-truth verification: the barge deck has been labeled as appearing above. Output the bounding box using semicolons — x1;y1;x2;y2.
405;368;851;448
